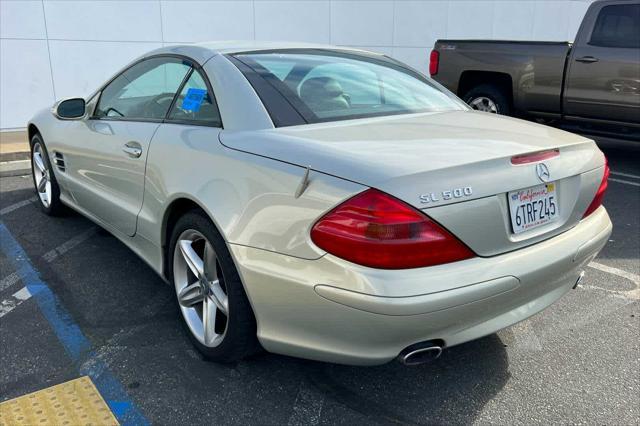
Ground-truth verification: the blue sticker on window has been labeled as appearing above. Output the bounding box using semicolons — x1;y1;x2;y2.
182;88;207;112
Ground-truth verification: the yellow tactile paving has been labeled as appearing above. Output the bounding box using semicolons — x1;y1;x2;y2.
0;376;119;426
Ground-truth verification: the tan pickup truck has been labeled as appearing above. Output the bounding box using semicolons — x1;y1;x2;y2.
430;0;639;140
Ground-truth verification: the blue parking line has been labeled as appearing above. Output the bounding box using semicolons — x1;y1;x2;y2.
0;222;149;425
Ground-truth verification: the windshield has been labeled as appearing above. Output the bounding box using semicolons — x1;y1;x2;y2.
232;50;466;126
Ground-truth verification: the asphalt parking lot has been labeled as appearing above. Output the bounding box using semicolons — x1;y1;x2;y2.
1;136;638;425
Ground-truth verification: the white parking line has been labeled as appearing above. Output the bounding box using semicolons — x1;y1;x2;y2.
0;159;30;174
609;178;640;187
0;197;36;216
611;171;640;180
0;271;20;293
42;228;97;263
0;287;32;318
288;381;325;426
79;325;146;374
0;227;96;316
585;262;640;300
590;262;640;285
511;321;542;352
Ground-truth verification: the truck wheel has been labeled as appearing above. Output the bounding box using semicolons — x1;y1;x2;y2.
464;84;511;115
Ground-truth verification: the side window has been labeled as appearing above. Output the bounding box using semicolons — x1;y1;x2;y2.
590;4;640;48
95;57;191;120
167;70;222;126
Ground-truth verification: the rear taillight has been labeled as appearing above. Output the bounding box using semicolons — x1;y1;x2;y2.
429;50;439;76
310;189;475;269
583;158;609;218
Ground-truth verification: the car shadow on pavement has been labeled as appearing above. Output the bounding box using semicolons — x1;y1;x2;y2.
250;334;510;425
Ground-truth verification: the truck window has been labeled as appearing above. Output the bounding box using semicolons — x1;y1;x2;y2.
590;4;640;48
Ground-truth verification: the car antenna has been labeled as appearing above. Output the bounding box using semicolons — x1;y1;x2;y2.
295;166;311;199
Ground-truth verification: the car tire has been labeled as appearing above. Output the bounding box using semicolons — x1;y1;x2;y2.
30;133;66;216
168;209;260;363
464;84;511;115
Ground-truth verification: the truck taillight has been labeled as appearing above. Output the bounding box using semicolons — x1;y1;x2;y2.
583;159;609;218
429;50;439;76
311;189;475;269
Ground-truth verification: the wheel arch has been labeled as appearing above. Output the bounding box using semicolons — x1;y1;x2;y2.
458;71;514;105
159;195;261;340
160;196;226;280
27;123;41;145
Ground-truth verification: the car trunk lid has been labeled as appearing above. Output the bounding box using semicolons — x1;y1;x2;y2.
220;110;604;256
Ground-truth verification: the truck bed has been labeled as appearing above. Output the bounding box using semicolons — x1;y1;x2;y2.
433;39;572;116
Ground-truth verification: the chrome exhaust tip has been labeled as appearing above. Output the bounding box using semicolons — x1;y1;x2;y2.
573;270;586;289
399;342;443;366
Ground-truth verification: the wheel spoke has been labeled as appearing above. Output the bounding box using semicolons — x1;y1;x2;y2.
37;175;48;193
202;296;218;345
470;97;497;113
208;279;228;315
177;282;204;307
174;230;229;348
179;240;204;279
203;243;218;282
33;153;46;173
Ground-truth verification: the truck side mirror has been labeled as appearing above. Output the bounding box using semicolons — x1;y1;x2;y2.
54;98;86;119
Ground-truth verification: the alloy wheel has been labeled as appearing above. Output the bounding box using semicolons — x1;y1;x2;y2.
173;229;229;347
32;142;52;208
469;96;499;113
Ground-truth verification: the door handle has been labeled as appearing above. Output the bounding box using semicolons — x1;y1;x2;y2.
575;56;599;63
122;142;142;158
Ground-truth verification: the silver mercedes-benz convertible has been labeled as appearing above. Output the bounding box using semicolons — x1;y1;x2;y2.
28;42;612;366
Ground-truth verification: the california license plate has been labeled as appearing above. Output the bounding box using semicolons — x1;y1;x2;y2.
508;183;559;234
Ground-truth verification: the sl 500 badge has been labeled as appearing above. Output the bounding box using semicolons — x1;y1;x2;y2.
420;187;473;204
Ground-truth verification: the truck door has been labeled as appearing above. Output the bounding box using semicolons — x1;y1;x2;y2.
563;1;640;125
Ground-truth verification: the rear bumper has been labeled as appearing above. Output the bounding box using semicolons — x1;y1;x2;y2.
230;207;612;365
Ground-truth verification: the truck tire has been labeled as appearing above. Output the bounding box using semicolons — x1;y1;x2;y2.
463;84;511;116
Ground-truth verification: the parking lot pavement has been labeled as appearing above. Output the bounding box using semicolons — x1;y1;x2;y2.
0;137;638;425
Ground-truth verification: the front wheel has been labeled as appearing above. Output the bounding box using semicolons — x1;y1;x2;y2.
168;210;259;362
30;134;65;215
463;84;511;115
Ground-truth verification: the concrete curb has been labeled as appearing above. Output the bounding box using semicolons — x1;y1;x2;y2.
0;151;29;162
1;130;31;176
0;153;30;177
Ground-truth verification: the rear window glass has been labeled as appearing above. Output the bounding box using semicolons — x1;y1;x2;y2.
590;4;640;48
232;50;466;125
252;58;295;81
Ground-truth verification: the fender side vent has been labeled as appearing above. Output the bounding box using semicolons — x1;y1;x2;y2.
54;152;66;172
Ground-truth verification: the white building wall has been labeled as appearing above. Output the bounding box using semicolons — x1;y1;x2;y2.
0;0;595;130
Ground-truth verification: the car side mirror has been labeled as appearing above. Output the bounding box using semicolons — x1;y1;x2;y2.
54;98;86;119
